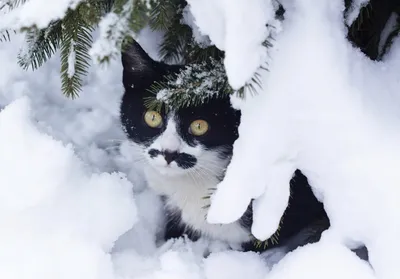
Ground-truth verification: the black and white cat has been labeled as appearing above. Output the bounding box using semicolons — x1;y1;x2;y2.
119;40;327;253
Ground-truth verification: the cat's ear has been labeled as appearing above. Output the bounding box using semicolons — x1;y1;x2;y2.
121;39;182;93
121;40;156;76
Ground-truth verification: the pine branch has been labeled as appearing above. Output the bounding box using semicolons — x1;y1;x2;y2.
379;8;400;59
159;19;192;63
0;29;13;42
144;58;234;111
90;0;154;64
17;20;62;70
185;44;224;64
155;0;209;64
202;184;283;248
7;0;28;9
144;29;273;112
131;0;157;32
253;217;284;248
60;5;95;98
149;0;177;31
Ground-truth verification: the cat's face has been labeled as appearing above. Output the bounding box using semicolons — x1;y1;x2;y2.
120;41;240;178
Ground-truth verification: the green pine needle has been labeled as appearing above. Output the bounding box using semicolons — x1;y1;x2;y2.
379;7;400;59
149;0;177;31
0;29;13;42
60;5;94;98
17;20;62;70
143;35;272;112
144;58;236;111
7;0;28;9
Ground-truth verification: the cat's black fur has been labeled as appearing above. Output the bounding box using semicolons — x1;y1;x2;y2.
121;42;240;152
120;40;329;253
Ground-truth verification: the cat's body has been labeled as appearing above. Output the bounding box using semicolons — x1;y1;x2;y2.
119;40;327;252
146;165;251;244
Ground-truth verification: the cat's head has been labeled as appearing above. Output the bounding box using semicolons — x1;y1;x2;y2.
120;41;240;178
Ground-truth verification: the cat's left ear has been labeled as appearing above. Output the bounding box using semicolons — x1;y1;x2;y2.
121;40;157;76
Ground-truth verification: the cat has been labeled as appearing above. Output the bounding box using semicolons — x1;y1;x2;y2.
119;40;328;254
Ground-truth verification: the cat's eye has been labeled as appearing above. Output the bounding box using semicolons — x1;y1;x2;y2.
144;110;163;128
189;120;209;136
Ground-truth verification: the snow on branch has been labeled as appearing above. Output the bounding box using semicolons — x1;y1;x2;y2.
186;0;277;90
345;0;370;26
205;0;400;278
0;0;83;31
89;0;136;64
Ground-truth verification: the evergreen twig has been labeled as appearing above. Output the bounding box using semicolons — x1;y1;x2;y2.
9;0;27;8
149;0;177;31
17;20;62;70
60;4;95;98
379;8;400;59
144;58;235;111
0;29;13;42
91;0;155;64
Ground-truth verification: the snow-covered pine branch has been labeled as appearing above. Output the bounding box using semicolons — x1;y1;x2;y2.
185;0;277;90
0;0;84;30
90;0;137;64
185;1;400;278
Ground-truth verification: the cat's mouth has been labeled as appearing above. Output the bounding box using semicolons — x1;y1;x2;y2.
146;148;197;175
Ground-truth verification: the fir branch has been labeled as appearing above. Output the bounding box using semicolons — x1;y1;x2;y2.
253;217;284;248
149;0;193;63
144;32;273;112
185;44;224;64
0;0;11;11
144;58;234;111
90;0;154;64
0;29;13;42
60;5;94;98
17;20;62;70
149;0;177;31
131;0;157;32
159;18;192;63
7;0;28;9
379;9;400;59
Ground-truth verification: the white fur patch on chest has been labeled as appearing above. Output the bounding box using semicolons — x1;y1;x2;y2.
144;167;251;245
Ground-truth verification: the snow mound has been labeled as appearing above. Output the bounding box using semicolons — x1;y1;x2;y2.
268;241;375;279
0;97;137;279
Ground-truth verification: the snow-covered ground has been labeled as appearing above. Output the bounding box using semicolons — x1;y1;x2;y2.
0;28;379;279
1;0;398;277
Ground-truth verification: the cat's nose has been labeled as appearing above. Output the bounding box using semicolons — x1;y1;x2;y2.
163;150;179;164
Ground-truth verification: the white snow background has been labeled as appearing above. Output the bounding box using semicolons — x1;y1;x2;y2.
0;0;397;278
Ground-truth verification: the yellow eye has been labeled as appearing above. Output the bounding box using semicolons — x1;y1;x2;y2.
144;110;163;128
189;120;209;136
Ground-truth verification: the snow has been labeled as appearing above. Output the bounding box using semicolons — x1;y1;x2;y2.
378;12;399;58
345;0;370;26
0;31;278;279
67;40;76;78
0;96;136;279
186;0;400;278
0;0;398;278
266;241;376;279
181;5;211;48
186;0;277;89
90;0;135;64
0;0;83;30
